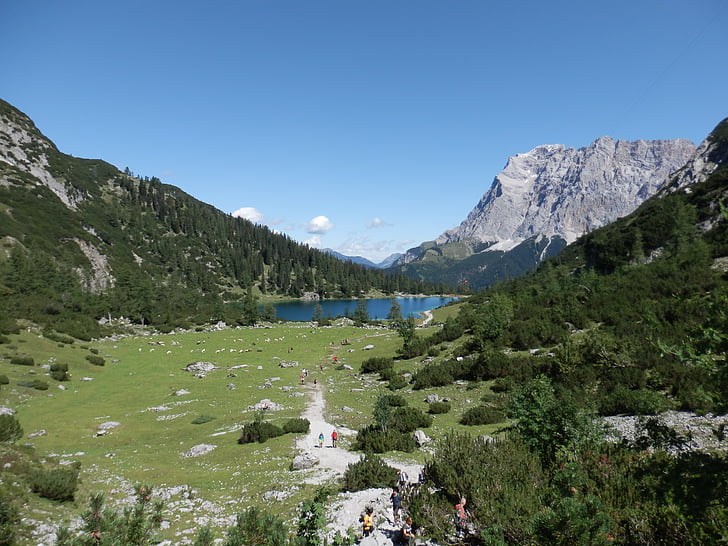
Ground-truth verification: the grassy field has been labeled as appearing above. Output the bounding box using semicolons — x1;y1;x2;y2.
0;310;504;542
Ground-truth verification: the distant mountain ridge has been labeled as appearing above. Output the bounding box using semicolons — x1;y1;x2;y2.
393;136;697;288
323;249;403;269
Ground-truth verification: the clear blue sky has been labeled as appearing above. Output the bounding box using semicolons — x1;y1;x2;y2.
3;0;726;262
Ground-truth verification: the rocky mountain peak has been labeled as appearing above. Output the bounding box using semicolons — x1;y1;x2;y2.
435;136;697;251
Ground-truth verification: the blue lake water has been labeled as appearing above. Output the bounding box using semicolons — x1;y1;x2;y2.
269;296;458;322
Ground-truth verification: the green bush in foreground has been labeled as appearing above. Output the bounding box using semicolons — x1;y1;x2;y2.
238;421;283;444
282;418;310;434
191;415;216;425
360;356;393;374
427;401;451;414
85;354;106;366
17;379;49;390
341;454;398;492
9;356;34;366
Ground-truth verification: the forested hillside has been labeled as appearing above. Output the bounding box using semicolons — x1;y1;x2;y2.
0;99;445;338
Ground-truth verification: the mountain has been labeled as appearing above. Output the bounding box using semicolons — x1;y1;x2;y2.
324;249;403;269
392;136;696;289
0;99;442;336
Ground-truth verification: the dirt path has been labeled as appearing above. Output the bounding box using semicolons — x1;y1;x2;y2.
296;384;423;543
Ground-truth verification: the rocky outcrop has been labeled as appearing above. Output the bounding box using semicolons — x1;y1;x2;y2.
435;136;696;251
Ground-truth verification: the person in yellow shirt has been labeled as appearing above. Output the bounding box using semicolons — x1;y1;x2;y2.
361;506;374;537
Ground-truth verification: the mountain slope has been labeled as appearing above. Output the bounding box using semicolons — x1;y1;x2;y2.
393;136;696;289
0;99;440;336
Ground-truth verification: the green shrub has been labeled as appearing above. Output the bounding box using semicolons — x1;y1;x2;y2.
85;354;105;366
341;454;398;492
0;335;9;345
88;347;99;355
460;406;507;426
411;360;460;390
191;415;216;425
598;387;671;416
360;357;394;374
0;375;8;385
0;496;18;545
50;362;70;382
17;379;49;391
9;356;34;366
29;464;80;501
238;421;284;444
282;418;310;434
387;374;409;391
222;506;291;546
427;401;451;414
353;426;417;453
378;367;396;381
42;331;75;344
0;415;23;443
380;394;407;407
389;407;433;432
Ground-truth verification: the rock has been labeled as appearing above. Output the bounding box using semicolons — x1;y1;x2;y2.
28;430;47;438
172;389;191;396
248;399;283;411
184;361;217;373
363;344;375;350
183;444;216;457
342;364;354;370
425;394;440;404
291;452;319;470
342;406;354;413
0;407;16;415
58;384;67;390
413;430;431;446
80;377;94;381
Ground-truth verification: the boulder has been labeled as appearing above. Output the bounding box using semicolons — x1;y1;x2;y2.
424;394;440;404
183;444;216;457
291;452;319;470
413;430;431;446
184;361;217;373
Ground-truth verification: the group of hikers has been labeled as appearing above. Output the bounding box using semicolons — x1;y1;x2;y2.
359;469;468;545
317;429;337;448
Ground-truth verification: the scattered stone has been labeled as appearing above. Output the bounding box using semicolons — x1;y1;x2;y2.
363;344;375;350
172;389;191;396
80;377;94;381
183;444;216;457
98;421;121;431
0;407;16;415
424;394;440;404
226;383;236;390
342;406;354;413
342;364;353;370
248;399;283;411
28;430;47;438
58;384;67;390
149;405;171;413
184;362;217;373
291;452;319;470
278;360;299;368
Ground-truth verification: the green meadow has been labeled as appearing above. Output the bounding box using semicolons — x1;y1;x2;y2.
1;305;507;540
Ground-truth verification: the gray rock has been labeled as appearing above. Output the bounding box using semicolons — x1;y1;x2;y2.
183;444;216;457
291;452;319;470
413;430;431;446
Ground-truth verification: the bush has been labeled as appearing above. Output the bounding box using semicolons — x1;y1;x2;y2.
50;362;70;382
191;415;216;425
29;463;80;501
360;357;394;374
85;354;105;366
42;331;75;344
387;374;409;391
0;496;18;545
353;426;417;453
412;360;460;390
282;418;310;434
428;401;451;414
341;454;398;492
460;406;507;425
0;335;9;345
17;379;49;391
238;421;284;444
0;415;23;443
380;394;407;407
389;407;433;432
598;387;672;416
9;356;34;366
0;375;8;385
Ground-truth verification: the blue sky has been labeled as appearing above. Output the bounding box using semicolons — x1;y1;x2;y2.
3;1;726;262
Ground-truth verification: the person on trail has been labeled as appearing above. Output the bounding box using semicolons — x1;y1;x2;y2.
454;497;467;536
331;429;338;448
400;517;414;546
318;432;324;448
390;486;402;524
397;469;409;495
360;506;374;537
301;375;305;385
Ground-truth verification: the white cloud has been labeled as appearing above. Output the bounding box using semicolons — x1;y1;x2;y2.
304;235;322;247
305;215;334;234
366;217;391;229
231;207;264;223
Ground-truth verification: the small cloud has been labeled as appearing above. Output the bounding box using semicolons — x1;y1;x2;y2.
304;235;322;247
305;215;334;234
366;217;391;229
231;207;264;223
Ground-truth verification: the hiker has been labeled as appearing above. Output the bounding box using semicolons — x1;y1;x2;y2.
390;486;402;524
301;375;305;385
454;497;467;536
397;469;410;495
318;432;324;448
360;506;374;537
400;517;414;546
331;429;338;447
